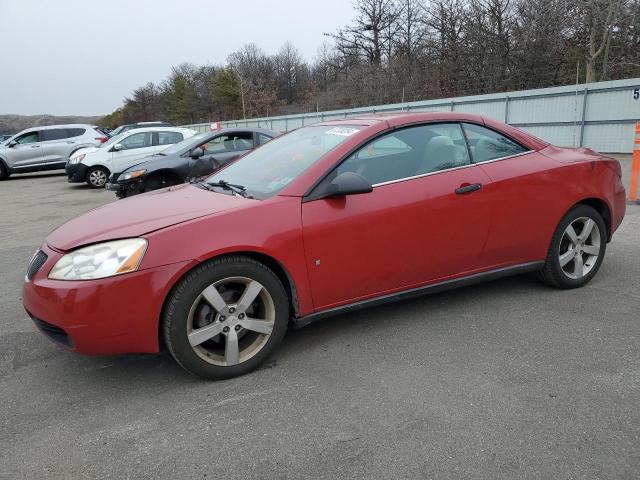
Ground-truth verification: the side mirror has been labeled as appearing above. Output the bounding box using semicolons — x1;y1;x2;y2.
7;140;17;148
322;172;373;199
112;143;124;151
190;147;204;159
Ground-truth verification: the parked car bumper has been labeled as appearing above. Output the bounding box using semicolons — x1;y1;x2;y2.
22;244;192;355
65;162;88;183
106;173;145;198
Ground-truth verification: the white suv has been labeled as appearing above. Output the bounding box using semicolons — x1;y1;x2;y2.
66;126;196;188
0;124;108;180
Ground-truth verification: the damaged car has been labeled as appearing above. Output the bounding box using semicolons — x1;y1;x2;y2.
106;127;278;198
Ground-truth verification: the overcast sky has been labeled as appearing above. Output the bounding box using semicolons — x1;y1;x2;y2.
0;0;355;116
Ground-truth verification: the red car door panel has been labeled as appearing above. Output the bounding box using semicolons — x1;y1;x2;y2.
301;165;493;310
478;152;572;266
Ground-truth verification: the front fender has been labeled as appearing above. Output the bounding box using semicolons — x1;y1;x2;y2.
141;195;314;315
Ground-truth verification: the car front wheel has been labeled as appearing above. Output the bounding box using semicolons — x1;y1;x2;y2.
538;204;607;289
86;166;109;188
162;256;289;379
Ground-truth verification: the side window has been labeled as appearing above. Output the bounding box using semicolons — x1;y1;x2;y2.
157;131;183;146
119;132;153;150
337;123;470;186
201;132;254;154
257;133;273;146
66;128;86;137
42;129;70;141
462;123;527;163
15;132;40;144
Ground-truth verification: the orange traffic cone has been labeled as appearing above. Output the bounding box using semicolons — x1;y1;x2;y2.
629;122;640;204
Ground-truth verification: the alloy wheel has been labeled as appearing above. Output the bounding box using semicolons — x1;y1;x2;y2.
88;169;107;187
558;217;601;280
186;276;275;366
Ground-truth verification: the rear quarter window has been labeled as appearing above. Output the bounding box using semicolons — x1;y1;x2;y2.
66;128;86;137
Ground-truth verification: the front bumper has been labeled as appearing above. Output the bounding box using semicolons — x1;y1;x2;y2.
65;162;88;183
106;173;144;197
22;243;192;355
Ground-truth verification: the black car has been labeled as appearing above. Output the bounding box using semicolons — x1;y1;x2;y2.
106;127;278;198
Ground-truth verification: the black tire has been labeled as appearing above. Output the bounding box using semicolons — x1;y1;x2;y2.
162;256;289;380
85;166;109;188
537;204;607;289
0;161;9;180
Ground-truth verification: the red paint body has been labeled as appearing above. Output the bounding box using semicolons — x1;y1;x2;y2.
23;113;626;355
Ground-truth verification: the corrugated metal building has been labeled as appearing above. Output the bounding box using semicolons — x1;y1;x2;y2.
184;78;640;153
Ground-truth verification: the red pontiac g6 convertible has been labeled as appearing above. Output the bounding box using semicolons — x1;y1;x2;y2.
23;113;626;379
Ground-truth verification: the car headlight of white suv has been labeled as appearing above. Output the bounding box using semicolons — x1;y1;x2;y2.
48;239;147;280
69;154;85;164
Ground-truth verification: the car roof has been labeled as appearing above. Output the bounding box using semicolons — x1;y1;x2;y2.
207;127;278;136
317;112;486;127
119;126;193;134
20;123;98;133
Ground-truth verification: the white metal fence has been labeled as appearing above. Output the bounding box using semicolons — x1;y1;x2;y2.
183;77;640;153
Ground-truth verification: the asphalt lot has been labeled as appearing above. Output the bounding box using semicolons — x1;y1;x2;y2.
1;158;639;479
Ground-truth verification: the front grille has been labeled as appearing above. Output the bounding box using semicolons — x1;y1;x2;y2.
30;315;74;348
26;250;48;281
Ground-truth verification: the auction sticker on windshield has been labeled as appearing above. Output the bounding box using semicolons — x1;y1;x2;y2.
326;127;360;137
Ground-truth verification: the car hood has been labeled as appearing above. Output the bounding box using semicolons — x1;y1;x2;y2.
47;183;255;251
75;146;100;158
117;154;180;175
109;153;157;173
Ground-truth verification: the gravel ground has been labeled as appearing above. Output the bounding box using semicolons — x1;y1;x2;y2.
1;156;638;479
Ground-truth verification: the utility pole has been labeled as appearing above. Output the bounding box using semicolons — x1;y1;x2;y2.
237;72;246;120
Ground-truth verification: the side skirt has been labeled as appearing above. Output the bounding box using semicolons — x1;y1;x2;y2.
292;261;544;329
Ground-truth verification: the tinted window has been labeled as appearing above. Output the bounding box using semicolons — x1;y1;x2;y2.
206;125;362;198
157;131;183;146
15;132;39;144
42;129;70;141
119;132;153;150
67;128;86;137
463;123;527;162
337;123;470;185
201;132;254;154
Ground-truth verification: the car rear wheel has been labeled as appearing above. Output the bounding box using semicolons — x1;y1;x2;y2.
537;204;606;289
86;166;109;188
0;162;9;180
162;256;289;379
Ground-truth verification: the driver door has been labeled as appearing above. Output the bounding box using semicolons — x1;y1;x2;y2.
6;131;46;168
301;123;493;310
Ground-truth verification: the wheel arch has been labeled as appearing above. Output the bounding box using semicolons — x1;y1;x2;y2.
573;197;612;241
85;163;111;179
157;250;300;351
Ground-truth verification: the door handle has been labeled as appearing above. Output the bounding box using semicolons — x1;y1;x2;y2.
30;145;41;148
455;183;482;195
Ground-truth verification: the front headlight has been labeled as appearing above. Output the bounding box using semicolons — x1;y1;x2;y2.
48;238;147;280
70;154;85;164
118;169;146;181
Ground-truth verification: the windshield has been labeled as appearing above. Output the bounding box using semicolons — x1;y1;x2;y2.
100;131;129;148
109;126;125;137
160;131;210;155
206;125;362;198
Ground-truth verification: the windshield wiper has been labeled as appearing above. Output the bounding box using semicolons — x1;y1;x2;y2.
204;180;253;198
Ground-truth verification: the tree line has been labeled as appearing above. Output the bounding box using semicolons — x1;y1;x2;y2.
99;0;639;128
